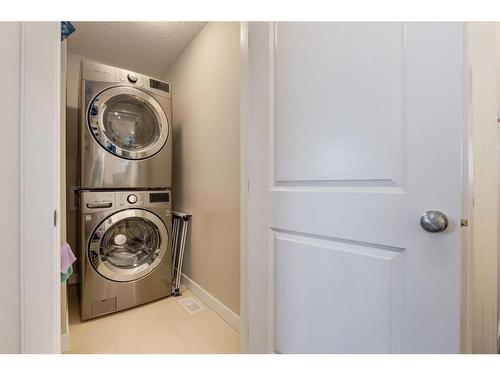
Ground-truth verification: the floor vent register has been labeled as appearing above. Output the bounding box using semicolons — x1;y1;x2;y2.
179;297;203;314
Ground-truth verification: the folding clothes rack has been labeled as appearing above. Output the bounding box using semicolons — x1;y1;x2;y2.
171;211;192;296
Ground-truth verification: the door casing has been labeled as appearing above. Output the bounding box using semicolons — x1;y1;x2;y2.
20;21;61;354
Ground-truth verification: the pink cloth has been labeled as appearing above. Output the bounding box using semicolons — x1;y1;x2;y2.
60;242;76;273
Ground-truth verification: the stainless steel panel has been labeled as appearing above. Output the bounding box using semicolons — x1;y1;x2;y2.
79;189;173;320
91;297;116;318
80;65;172;189
80;189;172;213
81;60;116;82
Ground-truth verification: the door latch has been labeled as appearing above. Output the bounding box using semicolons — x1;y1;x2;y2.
460;219;469;227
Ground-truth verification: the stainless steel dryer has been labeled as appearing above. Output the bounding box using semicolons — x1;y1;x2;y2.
79;189;172;320
80;60;172;189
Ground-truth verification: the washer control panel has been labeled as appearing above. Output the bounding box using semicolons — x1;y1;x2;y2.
115;191;171;207
81;190;171;212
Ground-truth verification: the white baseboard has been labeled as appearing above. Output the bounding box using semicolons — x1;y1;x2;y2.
181;273;240;332
61;333;69;353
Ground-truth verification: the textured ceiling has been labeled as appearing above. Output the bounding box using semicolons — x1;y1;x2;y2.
67;22;207;78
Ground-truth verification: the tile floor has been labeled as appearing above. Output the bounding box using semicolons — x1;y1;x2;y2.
65;285;239;354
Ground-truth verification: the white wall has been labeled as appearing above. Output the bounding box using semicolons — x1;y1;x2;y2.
164;22;241;314
0;21;22;353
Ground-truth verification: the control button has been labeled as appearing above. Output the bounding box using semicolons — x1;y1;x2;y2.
127;194;138;204
127;73;138;83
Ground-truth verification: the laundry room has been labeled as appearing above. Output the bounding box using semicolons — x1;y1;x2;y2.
60;22;241;353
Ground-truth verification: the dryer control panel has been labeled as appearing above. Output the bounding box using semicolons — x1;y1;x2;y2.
81;60;172;99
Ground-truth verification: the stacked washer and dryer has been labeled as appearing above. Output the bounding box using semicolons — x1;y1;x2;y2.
79;60;173;320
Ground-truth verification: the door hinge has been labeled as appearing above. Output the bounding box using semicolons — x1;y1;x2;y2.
54;209;58;227
460;219;469;227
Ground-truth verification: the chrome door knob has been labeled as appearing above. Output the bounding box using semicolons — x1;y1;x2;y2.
420;210;448;233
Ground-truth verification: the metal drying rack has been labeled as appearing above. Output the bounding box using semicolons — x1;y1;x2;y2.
171;211;192;296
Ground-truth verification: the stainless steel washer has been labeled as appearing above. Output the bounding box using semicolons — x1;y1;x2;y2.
80;60;172;189
79;189;172;320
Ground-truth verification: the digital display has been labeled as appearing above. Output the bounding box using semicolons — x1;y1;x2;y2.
149;192;169;203
150;79;169;93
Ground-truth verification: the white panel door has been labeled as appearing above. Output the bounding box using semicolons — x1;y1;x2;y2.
247;22;464;353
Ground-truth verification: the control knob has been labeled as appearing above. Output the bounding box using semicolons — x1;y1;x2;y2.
127;73;138;83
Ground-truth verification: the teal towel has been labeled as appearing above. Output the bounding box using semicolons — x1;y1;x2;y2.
61;265;73;283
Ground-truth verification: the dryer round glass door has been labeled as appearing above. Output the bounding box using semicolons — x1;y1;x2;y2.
88;86;169;160
88;209;169;282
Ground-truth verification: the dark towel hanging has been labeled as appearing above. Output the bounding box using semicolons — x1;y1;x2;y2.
61;21;76;41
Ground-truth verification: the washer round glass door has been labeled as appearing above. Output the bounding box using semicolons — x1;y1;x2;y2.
88;86;169;160
89;209;169;282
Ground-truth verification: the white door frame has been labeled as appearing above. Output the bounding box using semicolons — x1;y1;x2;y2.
460;22;499;354
239;21;498;354
239;21;250;353
20;21;61;353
